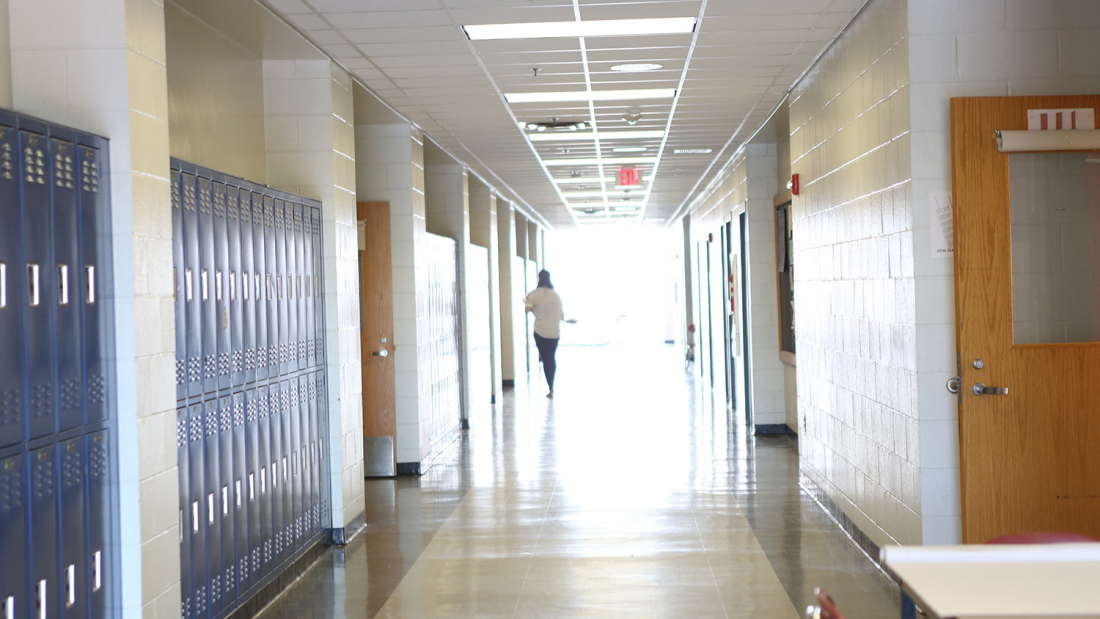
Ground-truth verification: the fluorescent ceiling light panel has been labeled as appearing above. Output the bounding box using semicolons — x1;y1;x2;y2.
545;157;657;166
562;190;644;198
552;176;615;184
529;130;665;142
610;63;664;72
464;17;696;41
612;146;648;153
504;89;675;104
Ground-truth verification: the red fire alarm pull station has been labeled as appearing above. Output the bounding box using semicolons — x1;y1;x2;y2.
619;167;641;187
790;173;800;195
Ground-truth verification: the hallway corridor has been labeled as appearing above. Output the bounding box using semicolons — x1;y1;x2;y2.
258;344;900;618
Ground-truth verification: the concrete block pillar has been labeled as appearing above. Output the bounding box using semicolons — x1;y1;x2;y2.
470;181;503;403
514;213;531;374
528;221;540;269
497;202;518;383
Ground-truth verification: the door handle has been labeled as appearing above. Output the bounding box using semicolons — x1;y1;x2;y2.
972;383;1008;396
371;349;389;358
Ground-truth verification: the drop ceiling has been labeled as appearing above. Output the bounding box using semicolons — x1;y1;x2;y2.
259;0;868;227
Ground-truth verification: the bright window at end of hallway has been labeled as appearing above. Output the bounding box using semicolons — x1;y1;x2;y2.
775;198;795;363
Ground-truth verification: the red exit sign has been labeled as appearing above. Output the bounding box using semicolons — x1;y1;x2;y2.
619;167;641;187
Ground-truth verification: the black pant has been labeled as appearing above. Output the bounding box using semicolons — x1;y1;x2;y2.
534;333;559;390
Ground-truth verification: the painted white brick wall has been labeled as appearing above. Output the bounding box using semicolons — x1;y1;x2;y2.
907;0;1100;544
790;0;921;546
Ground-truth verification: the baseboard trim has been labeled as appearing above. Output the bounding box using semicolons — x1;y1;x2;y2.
329;511;367;546
754;423;796;436
396;461;422;476
502;379;515;388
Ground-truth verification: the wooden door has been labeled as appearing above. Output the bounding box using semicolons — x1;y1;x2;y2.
358;201;396;477
952;95;1100;542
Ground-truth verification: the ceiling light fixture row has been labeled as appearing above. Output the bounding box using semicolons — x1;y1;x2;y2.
463;17;696;41
518;119;588;133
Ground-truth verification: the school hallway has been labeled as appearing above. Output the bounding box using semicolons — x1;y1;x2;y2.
257;343;898;618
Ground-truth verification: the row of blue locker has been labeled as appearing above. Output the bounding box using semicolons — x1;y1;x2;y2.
178;372;330;619
0;430;112;619
0;112;114;450
171;160;325;404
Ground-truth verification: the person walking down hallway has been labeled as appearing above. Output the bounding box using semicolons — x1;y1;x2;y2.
525;269;576;398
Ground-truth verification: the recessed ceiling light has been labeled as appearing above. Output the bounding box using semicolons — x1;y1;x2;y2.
504;89;675;104
610;63;664;72
530;130;665;142
545;157;657;166
463;17;696;41
673;148;713;154
562;189;643;198
612;146;648;153
553;176;615;184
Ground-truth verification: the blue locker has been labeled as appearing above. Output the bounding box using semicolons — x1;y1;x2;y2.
0;121;25;449
268;383;285;564
304;374;317;531
0;452;28;619
301;205;314;371
21;127;58;440
316;371;329;526
231;392;248;595
279;381;294;553
252;191;268;383
176;407;192;619
311;208;324;366
239;189;256;387
182;171;202;399
263;195;276;379
227;186;244;388
286;203;299;375
187;403;207;618
59;437;87;618
29;445;59;619
77;138;111;426
86;432;110;619
203;399;224;617
172;169;186;403
294;205;306;371
213;180;231;393
217;396;235;611
255;385;272;572
51;136;85;433
198;177;217;395
291;378;305;543
273;199;288;376
244;388;262;583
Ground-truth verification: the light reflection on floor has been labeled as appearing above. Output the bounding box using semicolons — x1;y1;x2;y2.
257;343;899;619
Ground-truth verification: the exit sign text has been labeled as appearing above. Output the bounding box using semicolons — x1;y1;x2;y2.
619;167;641;187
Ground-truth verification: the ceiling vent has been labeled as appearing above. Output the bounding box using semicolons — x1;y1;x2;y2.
673;148;713;155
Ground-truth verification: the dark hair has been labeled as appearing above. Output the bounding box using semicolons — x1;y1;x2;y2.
537;269;553;289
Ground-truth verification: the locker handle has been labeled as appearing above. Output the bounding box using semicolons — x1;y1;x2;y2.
192;500;200;532
201;270;209;302
222;485;229;516
235;479;242;508
208;492;215;524
278;275;284;300
260;467;266;494
249;473;255;500
283;456;289;481
4;595;13;619
230;272;237;301
92;550;102;591
66;564;75;608
179;509;183;542
272;462;278;488
255;274;261;301
297;275;302;298
185;269;193;302
242;272;249;300
267;275;274;301
306;275;311;298
216;270;223;302
0;262;6;308
35;579;46;619
85;265;95;304
58;264;69;306
28;263;40;306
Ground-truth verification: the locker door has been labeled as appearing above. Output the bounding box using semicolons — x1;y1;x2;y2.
172;169;186;403
182;172;202;399
274;199;288;376
300;206;314;371
59;438;87;618
252;191;268;383
297;375;311;539
78;142;109;424
263;196;277;379
29;445;59;619
315;371;329;526
227;186;244;388
0;122;25;449
51;136;85;433
240;190;256;387
86;431;109;619
217;396;235;610
176;407;192;619
231;392;248;595
284;381;300;550
213;180;231;392
0;452;28;619
21;128;58;440
268;383;285;565
255;386;272;572
243;389;261;585
187;403;207;618
203;399;223;617
198;177;217;395
311;208;324;365
286;204;299;375
294;205;306;371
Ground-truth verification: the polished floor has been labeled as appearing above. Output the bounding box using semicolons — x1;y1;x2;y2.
259;343;900;618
